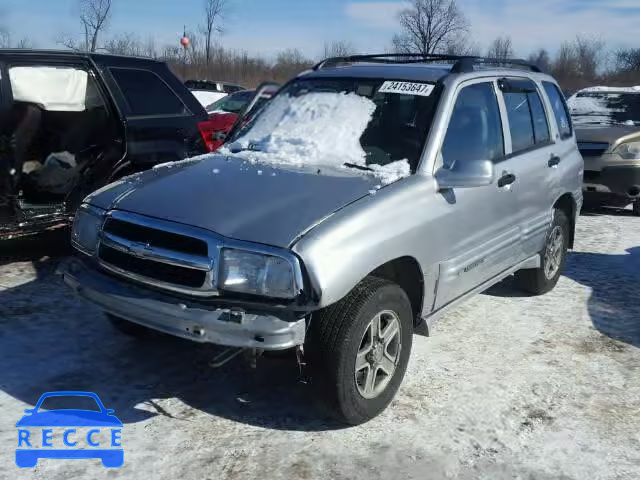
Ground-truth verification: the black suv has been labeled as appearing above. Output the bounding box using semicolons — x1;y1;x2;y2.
0;50;210;240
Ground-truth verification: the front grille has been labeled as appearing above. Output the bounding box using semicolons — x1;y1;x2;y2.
99;245;206;288
97;212;216;295
103;217;208;256
578;142;609;158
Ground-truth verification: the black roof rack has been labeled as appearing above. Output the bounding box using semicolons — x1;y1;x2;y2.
312;53;541;73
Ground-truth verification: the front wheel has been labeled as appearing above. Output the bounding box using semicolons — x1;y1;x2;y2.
515;209;570;295
305;276;413;425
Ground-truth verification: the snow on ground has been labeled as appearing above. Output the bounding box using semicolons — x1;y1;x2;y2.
223;92;412;185
1;208;639;480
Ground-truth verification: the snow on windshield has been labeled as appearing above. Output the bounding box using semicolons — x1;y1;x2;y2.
568;88;640;127
221;91;411;184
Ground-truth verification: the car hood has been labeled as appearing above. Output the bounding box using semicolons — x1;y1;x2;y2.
86;155;380;248
16;410;123;427
575;124;640;144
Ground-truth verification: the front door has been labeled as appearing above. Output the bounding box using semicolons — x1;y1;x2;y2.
433;79;523;309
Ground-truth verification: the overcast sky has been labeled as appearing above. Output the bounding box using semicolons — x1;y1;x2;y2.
2;0;639;59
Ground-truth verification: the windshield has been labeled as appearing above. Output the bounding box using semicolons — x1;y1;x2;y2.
206;90;254;114
227;78;439;176
568;91;640;127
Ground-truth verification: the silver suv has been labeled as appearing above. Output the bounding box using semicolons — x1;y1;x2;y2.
64;54;583;424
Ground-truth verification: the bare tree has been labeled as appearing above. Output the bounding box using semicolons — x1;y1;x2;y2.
322;40;356;58
103;32;156;58
527;48;551;72
486;36;514;61
0;22;34;49
392;0;469;55
71;0;113;52
201;0;226;65
442;36;479;56
0;26;9;48
574;35;604;79
615;48;640;72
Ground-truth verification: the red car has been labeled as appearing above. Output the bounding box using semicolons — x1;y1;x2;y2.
198;84;279;151
204;90;254;150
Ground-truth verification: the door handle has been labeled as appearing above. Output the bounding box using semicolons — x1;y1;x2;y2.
498;172;516;188
548;155;561;168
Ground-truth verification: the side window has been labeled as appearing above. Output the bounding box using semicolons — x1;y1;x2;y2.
110;68;187;117
542;81;572;139
441;82;504;167
503;88;550;153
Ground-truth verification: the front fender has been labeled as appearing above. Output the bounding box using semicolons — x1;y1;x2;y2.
292;175;440;312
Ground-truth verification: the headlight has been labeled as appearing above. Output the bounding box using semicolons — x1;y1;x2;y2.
219;248;298;299
613;141;640;160
71;204;105;255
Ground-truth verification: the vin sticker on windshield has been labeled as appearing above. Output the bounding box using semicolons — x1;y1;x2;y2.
378;81;434;97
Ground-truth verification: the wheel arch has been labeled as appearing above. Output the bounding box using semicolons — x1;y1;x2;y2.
369;256;424;328
554;193;577;248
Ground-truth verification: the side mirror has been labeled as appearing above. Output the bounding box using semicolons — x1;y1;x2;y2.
435;159;494;189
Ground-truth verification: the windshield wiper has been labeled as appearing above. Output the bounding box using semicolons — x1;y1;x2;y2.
343;162;373;171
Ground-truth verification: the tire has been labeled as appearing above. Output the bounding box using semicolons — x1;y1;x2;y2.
107;314;155;339
305;276;413;425
515;209;570;295
633;200;640;217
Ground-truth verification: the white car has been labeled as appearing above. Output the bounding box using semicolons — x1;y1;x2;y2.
185;80;245;108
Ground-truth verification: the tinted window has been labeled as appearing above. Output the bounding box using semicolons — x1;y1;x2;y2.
528;92;550;143
504;89;550;152
543;82;572;138
111;68;186;116
441;83;504;167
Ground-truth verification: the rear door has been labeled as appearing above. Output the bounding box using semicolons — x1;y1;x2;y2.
103;64;208;172
433;79;523;309
497;78;557;257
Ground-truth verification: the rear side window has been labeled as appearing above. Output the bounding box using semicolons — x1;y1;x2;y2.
503;87;550;153
543;82;572;139
441;82;504;166
110;68;187;117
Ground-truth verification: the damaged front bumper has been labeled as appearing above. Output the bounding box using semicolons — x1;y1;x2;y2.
63;259;306;350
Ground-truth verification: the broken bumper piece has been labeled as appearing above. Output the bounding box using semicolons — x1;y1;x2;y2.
63;260;306;350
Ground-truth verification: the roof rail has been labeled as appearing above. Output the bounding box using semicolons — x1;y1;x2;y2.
313;53;541;73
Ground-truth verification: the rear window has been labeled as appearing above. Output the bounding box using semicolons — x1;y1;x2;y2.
111;68;187;117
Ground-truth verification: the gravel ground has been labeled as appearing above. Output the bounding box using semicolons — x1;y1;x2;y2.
1;208;639;480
